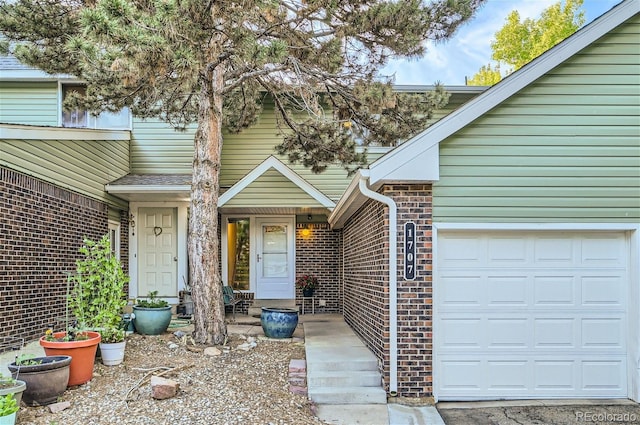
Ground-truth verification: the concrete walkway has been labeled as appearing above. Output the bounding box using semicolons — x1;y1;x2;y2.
303;314;445;425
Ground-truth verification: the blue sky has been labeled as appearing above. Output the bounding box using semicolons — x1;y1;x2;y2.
382;0;622;85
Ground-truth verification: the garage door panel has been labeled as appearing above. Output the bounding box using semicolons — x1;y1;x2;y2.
440;318;482;348
534;276;575;305
534;318;576;348
534;238;575;265
582;318;624;348
488;318;529;348
534;360;575;390
582;360;626;391
439;274;483;305
582;235;627;266
436;230;628;400
582;275;624;306
488;276;528;305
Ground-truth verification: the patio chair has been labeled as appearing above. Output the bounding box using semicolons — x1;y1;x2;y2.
223;285;242;321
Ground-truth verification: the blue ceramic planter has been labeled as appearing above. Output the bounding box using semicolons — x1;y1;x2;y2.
261;307;299;338
132;306;172;335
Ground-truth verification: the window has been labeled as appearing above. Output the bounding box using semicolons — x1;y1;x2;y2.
227;218;250;290
62;84;88;128
108;221;121;260
61;83;131;130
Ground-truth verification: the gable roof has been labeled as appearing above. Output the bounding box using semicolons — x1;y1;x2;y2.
219;155;335;209
367;0;639;188
329;0;639;228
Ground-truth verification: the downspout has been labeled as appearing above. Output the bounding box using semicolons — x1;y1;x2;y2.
358;170;398;396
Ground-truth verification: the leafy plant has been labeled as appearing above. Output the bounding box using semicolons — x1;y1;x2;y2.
68;235;128;330
0;374;16;390
136;291;169;309
100;327;126;344
15;354;42;366
0;393;19;417
295;275;319;291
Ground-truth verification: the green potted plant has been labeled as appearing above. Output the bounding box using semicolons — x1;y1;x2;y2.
98;327;126;366
133;291;172;335
0;374;25;425
41;235;128;382
296;274;319;297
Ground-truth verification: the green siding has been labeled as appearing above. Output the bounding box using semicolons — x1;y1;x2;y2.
131;93;479;202
0;82;58;126
1;136;130;208
434;15;640;223
224;169;325;208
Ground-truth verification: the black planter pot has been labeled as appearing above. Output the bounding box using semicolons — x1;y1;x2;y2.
8;356;71;406
302;288;314;297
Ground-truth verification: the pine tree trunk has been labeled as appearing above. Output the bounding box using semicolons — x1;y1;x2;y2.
188;65;227;345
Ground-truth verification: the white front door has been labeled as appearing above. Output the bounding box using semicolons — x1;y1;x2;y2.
138;207;178;297
435;230;628;400
255;217;295;299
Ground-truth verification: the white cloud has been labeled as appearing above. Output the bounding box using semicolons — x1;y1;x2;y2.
383;0;621;85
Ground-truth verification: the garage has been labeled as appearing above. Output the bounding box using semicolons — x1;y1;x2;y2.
434;230;629;400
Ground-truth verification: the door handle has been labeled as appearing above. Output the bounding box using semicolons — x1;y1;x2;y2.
174;257;178;262
257;254;261;262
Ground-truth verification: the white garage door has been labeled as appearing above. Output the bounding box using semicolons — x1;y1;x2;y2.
435;231;628;400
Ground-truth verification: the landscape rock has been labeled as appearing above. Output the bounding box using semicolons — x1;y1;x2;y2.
204;346;222;356
48;401;71;413
151;376;180;400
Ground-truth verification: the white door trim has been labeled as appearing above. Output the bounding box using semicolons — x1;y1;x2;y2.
221;214;296;299
128;201;189;304
432;223;639;403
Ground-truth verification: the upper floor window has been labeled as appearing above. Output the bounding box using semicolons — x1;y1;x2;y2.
61;83;131;130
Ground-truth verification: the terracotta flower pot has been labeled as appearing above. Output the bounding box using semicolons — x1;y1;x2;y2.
39;331;101;386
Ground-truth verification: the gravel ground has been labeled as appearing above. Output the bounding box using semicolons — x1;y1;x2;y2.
16;325;325;425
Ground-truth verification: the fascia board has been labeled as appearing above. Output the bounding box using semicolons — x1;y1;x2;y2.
0;124;130;141
369;0;638;184
328;169;368;229
105;184;191;194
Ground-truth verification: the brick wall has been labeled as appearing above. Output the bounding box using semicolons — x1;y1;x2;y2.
295;223;342;313
0;167;127;347
342;199;388;382
341;184;434;399
386;184;433;399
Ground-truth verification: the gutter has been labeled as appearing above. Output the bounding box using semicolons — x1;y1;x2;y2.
358;170;398;395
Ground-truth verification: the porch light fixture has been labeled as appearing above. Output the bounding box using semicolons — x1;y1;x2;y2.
128;213;136;236
301;224;311;237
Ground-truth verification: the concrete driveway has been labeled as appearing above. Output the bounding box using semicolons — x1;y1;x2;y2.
437;400;640;425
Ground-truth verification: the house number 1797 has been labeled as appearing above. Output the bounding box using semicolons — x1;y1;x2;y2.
404;222;416;280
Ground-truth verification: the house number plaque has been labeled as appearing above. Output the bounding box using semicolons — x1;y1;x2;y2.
404;222;416;280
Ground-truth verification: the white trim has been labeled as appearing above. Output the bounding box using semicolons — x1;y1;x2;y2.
219;155;335;209
221;214;255;293
106;185;191;194
434;223;639;231
0;123;130;141
108;220;121;261
0;69;73;81
369;0;639;186
432;222;640;402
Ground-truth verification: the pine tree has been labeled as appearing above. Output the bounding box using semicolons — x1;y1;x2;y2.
0;0;485;344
